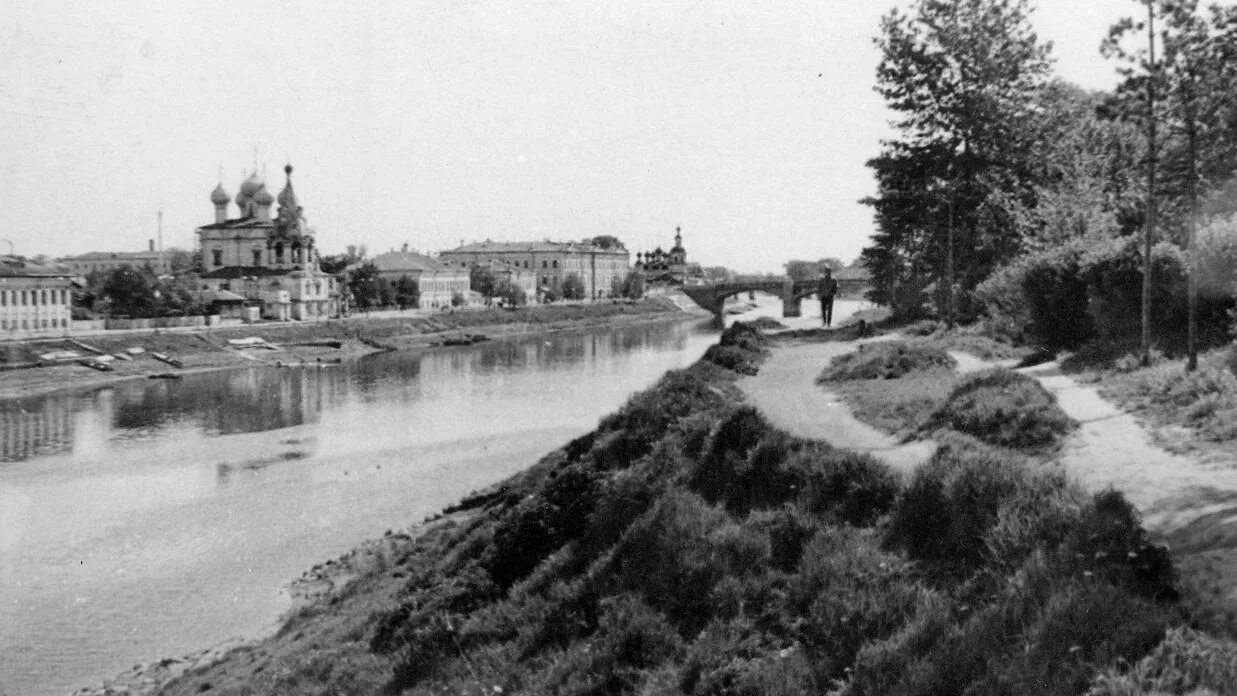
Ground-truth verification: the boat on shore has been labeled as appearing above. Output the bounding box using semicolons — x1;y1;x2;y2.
151;352;184;369
441;333;489;346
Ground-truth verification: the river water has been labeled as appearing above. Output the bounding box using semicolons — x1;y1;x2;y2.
0;296;855;696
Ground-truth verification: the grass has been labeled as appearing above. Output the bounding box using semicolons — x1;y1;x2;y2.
1097;348;1237;447
746;316;789;331
829;369;958;439
155;323;1201;696
818;340;956;381
921;367;1077;451
1088;627;1237;695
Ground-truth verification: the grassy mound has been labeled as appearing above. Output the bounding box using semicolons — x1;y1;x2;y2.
1088;627;1237;694
922;367;1076;450
701;321;769;375
745;316;789;331
819;340;956;381
159;333;1193;696
1101;355;1237;445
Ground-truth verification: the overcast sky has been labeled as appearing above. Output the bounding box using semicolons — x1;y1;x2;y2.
2;1;1157;273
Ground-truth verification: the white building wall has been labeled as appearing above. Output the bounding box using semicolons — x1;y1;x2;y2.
0;279;73;338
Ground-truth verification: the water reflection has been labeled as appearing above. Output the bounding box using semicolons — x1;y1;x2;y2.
0;321;687;464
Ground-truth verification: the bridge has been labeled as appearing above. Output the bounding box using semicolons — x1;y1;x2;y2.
681;278;827;328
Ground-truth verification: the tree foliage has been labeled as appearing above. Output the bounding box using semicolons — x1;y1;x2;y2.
585;235;626;250
562;272;586;300
394;275;420;309
494;280;527;307
99;265;203;318
612;271;646;300
784;258;844;281
347;262;391;310
470;265;498;298
863;0;1055;318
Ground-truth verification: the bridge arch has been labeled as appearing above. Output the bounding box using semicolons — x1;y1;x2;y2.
681;279;820;328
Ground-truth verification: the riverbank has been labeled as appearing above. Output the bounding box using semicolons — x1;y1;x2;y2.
102;321;1232;696
0;297;704;401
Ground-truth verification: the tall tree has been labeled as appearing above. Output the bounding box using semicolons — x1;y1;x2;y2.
1105;0;1237;368
863;0;1054;318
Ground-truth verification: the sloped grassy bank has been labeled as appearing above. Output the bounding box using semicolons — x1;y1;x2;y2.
160;324;1214;695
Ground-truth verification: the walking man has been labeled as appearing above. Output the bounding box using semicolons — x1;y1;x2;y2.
818;267;839;327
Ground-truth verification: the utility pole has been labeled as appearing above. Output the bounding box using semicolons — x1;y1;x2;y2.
157;210;164;275
1142;0;1157;367
947;181;956;330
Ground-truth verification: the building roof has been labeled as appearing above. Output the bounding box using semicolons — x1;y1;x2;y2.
0;256;72;278
197;216;277;231
367;251;453;273
444;240;627;255
201;288;248;303
200;266;297;279
62;250;163;261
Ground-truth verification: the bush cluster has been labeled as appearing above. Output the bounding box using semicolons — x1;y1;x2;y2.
922;367;1076;450
702;321;770;375
819;340;957;381
355;333;1184;696
976;236;1216;352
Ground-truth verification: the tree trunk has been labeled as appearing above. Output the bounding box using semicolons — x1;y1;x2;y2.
1143;1;1157;367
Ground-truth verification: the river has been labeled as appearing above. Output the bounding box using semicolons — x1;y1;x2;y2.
0;297;857;695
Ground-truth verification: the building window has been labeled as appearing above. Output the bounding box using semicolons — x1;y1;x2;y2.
542;260;547;269
552;260;559;268
212;249;223;266
275;243;284;264
253;250;262;266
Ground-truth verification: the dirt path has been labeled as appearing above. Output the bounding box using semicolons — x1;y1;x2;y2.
743;333;1237;622
1011;361;1237;623
737;335;936;473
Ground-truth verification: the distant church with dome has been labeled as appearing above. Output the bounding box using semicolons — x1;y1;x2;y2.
633;226;693;285
197;164;340;321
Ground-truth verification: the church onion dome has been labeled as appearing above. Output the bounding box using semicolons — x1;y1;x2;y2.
277;164;299;209
253;185;274;205
210;183;230;205
239;171;264;197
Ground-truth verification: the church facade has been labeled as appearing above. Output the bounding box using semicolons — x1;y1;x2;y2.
196;165;340;321
633;227;691;285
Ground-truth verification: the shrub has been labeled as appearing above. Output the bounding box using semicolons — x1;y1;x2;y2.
595;368;729;462
978;581;1172;696
746;316;789;331
794;527;925;682
819;341;957;381
679;618;811;695
1059;489;1177;602
687;407;808;513
798;449;900;526
751;505;819;573
903;319;941;336
484;463;601;588
887;434;1082;574
922;368;1075;450
1087;627;1237;695
977;236;1201;352
703;343;763;375
718;320;769;353
608;488;767;636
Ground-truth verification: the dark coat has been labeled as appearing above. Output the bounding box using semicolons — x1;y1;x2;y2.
818;276;838;298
